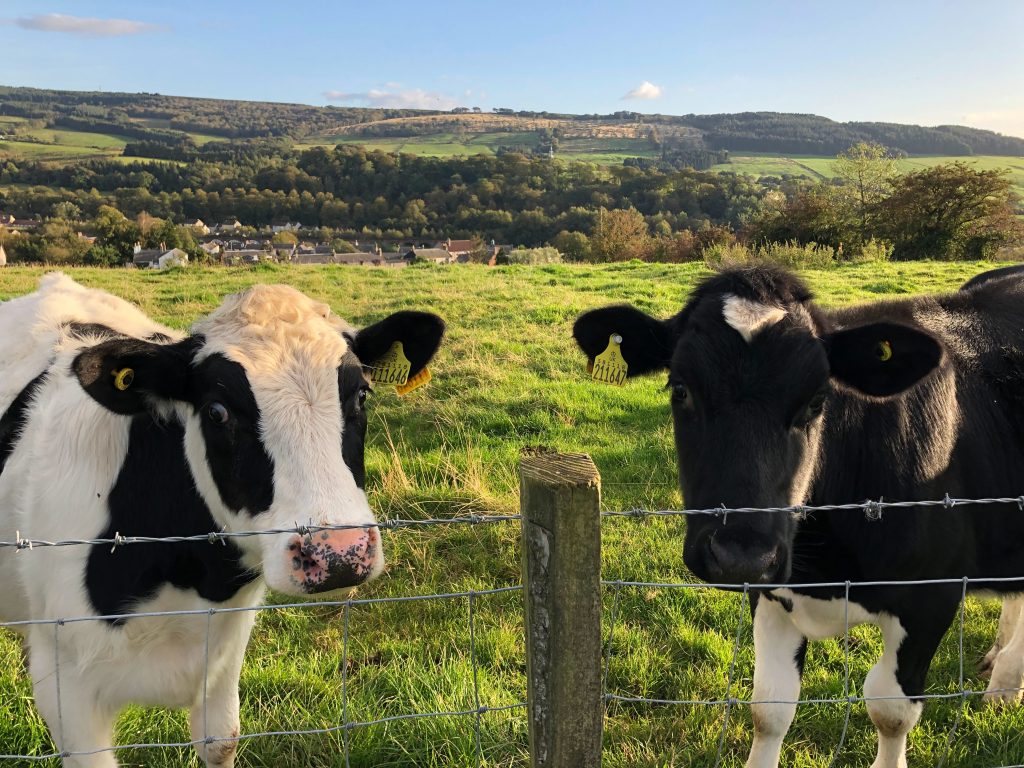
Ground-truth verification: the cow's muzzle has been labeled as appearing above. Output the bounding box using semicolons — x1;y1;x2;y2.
287;527;381;593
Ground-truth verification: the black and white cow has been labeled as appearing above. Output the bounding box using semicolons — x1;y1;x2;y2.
574;265;1024;768
0;273;444;767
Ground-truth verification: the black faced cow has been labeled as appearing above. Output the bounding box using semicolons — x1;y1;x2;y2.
574;265;1024;768
0;273;444;767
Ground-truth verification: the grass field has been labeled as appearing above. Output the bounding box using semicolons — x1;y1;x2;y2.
715;154;1024;197
1;261;1022;767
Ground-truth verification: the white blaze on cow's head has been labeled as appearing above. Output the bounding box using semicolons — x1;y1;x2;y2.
573;266;946;585
72;285;445;597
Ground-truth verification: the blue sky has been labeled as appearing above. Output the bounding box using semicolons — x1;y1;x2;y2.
2;1;1022;137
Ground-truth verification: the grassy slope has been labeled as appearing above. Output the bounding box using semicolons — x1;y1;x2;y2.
717;154;1024;197
1;261;1022;767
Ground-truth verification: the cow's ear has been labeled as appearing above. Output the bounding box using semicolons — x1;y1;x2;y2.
573;305;675;377
826;322;943;397
353;311;445;377
73;338;194;415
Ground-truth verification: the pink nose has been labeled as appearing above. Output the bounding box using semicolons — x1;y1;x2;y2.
287;527;380;593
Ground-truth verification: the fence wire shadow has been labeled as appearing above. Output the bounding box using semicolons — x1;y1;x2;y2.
2;494;1024;766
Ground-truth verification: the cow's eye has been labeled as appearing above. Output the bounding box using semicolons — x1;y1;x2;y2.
671;383;692;408
207;402;230;425
795;392;827;427
358;387;370;407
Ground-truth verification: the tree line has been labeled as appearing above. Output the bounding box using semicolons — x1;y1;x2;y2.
0;142;1019;266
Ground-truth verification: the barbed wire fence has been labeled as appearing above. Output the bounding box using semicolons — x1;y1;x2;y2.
0;453;1022;766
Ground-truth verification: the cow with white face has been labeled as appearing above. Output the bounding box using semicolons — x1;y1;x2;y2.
0;273;445;767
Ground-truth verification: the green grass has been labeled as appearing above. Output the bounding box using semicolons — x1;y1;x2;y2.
0;261;1021;767
716;154;1024;197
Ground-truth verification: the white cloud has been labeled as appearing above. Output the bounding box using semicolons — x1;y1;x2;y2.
324;88;461;110
623;81;663;100
9;13;160;37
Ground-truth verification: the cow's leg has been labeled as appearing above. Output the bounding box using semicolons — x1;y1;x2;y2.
979;596;1022;679
28;643;119;768
984;595;1024;705
746;597;806;768
865;601;955;768
189;619;251;768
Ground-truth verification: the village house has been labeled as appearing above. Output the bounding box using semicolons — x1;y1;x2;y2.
0;213;15;227
270;221;301;233
132;247;188;270
199;241;222;258
221;249;268;266
436;238;478;257
184;218;211;235
406;247;453;265
0;243;7;267
216;218;242;234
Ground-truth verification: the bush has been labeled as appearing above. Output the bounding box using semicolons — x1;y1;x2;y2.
502;247;563;265
704;240;837;269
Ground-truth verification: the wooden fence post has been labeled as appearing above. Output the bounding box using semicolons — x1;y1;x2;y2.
520;451;603;768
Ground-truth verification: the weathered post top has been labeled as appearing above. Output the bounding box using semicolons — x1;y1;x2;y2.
520;450;603;768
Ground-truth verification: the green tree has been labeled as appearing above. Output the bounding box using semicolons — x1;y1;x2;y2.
877;163;1022;260
552;230;591;262
832;141;897;245
94;205;141;258
589;207;650;262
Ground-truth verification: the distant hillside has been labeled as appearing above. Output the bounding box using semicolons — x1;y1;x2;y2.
1;85;1022;158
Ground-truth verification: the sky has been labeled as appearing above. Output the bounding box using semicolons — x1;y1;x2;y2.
2;1;1023;137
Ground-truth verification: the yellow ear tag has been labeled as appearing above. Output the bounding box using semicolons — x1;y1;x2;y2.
591;334;628;385
396;367;431;397
876;340;893;362
112;367;135;391
370;341;412;387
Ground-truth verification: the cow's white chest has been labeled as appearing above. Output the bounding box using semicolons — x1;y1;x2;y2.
48;581;265;710
770;588;879;640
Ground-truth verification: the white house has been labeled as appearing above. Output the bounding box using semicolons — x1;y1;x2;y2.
133;247;188;270
0;243;7;267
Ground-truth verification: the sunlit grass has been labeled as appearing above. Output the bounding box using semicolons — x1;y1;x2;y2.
0;261;1017;767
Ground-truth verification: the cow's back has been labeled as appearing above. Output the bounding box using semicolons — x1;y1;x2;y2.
0;274;182;626
0;273;181;414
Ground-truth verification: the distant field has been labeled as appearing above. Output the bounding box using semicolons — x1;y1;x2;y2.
714;153;1024;197
0;119;1021;201
0;261;1021;768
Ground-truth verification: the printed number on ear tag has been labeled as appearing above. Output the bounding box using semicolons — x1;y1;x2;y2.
591;334;628;386
396;368;431;397
370;342;412;387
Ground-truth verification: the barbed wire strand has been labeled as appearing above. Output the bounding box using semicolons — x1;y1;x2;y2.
4;494;1023;552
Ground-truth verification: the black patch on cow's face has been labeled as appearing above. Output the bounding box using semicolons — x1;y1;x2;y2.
189;353;275;515
86;415;257;622
73;336;198;415
0;372;46;477
338;351;371;489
